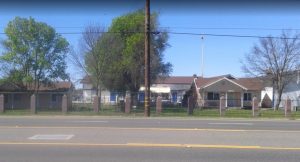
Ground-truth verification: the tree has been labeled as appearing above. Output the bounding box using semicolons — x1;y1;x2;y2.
70;25;105;96
0;17;69;92
69;24;121;107
242;31;300;109
100;10;172;101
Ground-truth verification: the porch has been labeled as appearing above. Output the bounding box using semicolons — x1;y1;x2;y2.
203;92;253;108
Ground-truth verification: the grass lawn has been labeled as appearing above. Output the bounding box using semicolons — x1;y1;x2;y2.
1;106;300;119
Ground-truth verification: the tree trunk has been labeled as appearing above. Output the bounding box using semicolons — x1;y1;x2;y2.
99;88;102;110
95;82;99;96
274;80;284;110
96;83;101;110
130;92;138;108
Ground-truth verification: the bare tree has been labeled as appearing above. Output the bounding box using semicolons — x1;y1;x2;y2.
69;24;109;105
242;31;300;109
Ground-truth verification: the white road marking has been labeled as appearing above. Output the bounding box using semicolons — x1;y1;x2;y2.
68;121;109;123
28;134;74;140
208;123;253;125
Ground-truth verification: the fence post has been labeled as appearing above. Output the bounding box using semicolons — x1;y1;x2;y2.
187;96;194;115
156;96;162;115
285;97;292;118
252;96;259;117
0;94;4;113
219;95;226;117
30;94;36;114
62;94;68;114
125;95;131;114
93;96;100;113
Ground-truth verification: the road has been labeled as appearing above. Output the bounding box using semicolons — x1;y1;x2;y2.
0;116;300;162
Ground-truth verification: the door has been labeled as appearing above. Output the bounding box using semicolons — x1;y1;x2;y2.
110;92;117;102
172;92;177;103
227;92;241;107
138;92;145;102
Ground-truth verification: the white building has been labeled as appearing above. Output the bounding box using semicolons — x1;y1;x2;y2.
279;72;300;110
80;75;195;105
80;76;121;104
139;76;194;104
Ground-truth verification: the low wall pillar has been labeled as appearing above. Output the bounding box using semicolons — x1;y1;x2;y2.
30;94;36;114
125;96;131;114
285;97;292;118
62;94;68;114
0;94;4;113
252;96;259;117
156;96;162;115
219;95;226;117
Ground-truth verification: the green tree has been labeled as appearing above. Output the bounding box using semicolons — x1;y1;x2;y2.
0;17;69;92
101;10;172;101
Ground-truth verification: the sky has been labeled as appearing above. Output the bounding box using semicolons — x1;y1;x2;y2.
1;0;300;86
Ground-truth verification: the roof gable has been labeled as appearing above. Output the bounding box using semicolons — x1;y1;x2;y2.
202;77;248;90
80;75;92;84
195;75;263;91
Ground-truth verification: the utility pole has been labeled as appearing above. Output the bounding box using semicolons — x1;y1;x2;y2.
144;0;151;117
201;36;204;78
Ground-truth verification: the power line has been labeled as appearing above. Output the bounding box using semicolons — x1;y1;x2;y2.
158;27;300;31
1;26;300;31
167;32;298;39
0;31;298;39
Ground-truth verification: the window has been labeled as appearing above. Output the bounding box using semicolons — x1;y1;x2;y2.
161;93;170;100
52;94;57;102
207;92;219;100
244;93;252;101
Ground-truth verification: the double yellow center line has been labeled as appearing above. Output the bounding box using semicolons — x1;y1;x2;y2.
0;142;300;150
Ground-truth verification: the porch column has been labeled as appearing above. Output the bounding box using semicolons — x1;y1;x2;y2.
0;94;4;113
241;92;244;108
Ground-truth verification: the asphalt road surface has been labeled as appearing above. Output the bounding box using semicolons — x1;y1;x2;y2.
0;116;300;162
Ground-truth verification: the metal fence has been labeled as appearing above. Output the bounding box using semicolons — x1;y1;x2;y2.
1;94;300;118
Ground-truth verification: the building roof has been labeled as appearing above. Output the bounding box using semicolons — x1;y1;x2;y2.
80;75;92;84
81;75;195;85
154;76;195;84
0;81;73;92
195;75;263;91
235;78;264;91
